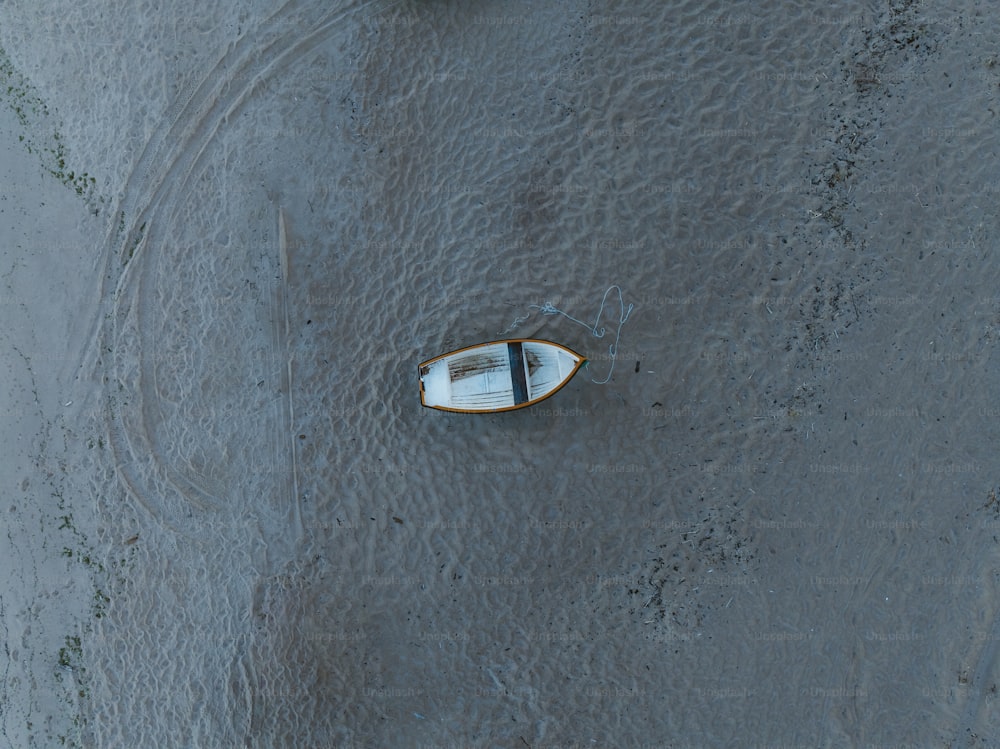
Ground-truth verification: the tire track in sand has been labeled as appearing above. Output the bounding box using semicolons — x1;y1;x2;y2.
92;0;398;536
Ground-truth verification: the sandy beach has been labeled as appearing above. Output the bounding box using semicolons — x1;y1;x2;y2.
3;0;1000;746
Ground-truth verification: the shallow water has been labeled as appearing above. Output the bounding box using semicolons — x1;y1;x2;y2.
2;0;1000;746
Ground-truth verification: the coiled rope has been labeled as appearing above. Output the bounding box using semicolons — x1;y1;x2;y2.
501;285;634;384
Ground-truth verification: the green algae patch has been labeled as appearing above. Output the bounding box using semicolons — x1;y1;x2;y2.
0;44;104;211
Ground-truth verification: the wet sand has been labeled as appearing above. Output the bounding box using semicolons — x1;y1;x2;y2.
2;0;1000;746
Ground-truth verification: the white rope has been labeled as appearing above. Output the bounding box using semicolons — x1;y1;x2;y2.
501;285;634;384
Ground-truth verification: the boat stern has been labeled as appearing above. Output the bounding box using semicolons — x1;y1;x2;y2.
418;359;451;408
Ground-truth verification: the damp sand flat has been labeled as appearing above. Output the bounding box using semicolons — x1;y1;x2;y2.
0;99;107;747
2;0;1000;746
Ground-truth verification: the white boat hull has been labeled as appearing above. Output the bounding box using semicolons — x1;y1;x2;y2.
418;339;586;413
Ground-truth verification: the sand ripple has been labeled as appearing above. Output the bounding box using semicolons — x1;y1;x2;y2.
4;0;996;744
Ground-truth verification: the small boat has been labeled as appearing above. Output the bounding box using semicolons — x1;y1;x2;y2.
418;339;587;413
